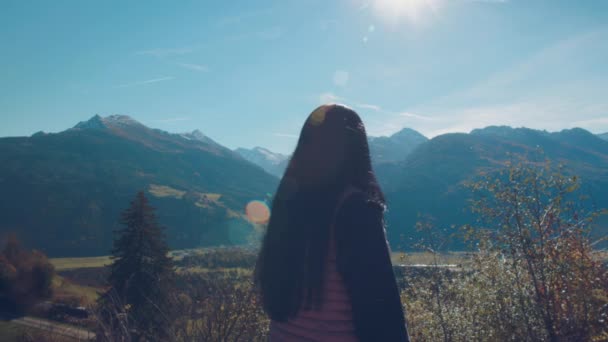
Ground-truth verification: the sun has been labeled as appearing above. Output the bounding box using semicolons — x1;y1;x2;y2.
369;0;442;26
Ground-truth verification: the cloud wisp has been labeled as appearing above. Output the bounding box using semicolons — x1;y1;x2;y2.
114;76;175;88
136;48;193;58
315;92;439;137
273;132;299;139
177;63;209;72
315;27;608;138
415;29;608;134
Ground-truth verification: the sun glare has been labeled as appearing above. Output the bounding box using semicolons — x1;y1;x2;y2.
369;0;442;26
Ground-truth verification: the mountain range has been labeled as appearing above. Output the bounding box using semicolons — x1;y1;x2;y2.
235;127;429;177
241;126;608;249
376;126;608;247
2;115;607;256
0;115;277;256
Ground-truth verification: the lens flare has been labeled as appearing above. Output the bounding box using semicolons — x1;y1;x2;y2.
245;200;271;224
309;106;327;126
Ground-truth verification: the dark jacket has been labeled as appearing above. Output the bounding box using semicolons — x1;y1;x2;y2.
334;191;410;342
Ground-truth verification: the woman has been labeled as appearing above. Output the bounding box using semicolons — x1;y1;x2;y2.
255;104;410;341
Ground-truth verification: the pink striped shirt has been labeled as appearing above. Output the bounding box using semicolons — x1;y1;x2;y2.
269;237;358;341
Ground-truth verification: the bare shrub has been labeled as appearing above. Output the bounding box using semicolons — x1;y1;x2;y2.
171;271;268;342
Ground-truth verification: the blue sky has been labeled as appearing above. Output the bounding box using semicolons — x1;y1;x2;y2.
1;0;607;154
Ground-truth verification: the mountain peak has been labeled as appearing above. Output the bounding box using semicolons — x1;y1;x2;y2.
252;146;272;153
557;127;594;136
390;128;428;141
470;125;514;136
103;114;140;127
180;129;219;146
470;125;548;138
73;114;106;130
73;114;143;131
367;128;428;165
553;127;606;147
189;129;206;140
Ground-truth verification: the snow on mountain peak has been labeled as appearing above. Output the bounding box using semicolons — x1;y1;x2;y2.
102;114;140;126
73;114;142;131
73;114;106;130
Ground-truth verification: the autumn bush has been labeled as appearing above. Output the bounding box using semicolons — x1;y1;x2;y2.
0;235;55;313
402;160;608;342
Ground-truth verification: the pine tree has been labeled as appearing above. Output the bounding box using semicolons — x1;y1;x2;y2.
99;191;174;341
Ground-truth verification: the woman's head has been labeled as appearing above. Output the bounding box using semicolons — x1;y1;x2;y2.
285;104;380;193
255;104;384;320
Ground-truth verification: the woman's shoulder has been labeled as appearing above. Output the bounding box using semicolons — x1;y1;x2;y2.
339;186;385;213
334;188;385;230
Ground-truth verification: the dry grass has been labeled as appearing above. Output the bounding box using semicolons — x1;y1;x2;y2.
176;266;252;277
52;251;474;271
51;249;207;270
148;184;186;199
592;249;608;263
50;256;111;271
52;275;101;306
0;321;79;342
203;193;222;201
194;193;223;208
391;251;471;267
149;186;240;219
0;321;27;342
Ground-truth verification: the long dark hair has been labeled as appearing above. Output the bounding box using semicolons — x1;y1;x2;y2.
255;104;385;321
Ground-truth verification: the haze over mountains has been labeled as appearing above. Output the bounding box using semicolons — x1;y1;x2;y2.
234;147;289;178
1;115;607;256
235;127;430;177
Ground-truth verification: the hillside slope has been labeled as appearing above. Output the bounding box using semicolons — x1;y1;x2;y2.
377;126;608;248
0;115;279;256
